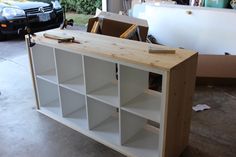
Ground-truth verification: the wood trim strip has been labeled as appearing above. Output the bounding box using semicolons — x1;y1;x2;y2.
25;38;40;109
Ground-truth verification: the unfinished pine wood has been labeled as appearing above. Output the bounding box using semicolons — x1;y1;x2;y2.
26;38;40;109
120;24;138;39
44;32;75;41
162;54;198;157
148;46;175;54
28;29;198;157
31;29;196;72
91;21;100;33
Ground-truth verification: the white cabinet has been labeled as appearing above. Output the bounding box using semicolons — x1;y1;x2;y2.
28;29;197;157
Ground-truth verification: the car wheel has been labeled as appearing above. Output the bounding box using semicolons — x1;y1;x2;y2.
0;31;6;41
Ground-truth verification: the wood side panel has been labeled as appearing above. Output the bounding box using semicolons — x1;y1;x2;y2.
163;53;198;157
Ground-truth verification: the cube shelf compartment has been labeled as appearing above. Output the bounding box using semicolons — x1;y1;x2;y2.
36;78;61;115
120;65;162;123
29;30;197;157
87;97;120;145
56;49;85;94
121;110;159;157
60;86;87;129
84;56;119;107
122;91;162;123
32;44;57;83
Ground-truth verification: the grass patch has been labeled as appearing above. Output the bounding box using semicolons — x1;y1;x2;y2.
66;13;93;26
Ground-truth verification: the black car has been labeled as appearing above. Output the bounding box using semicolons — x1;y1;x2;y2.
0;0;63;40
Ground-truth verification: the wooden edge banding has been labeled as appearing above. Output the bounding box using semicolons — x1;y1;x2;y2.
120;24;138;39
148;48;176;54
91;21;100;33
43;33;74;41
163;53;198;157
25;38;40;110
160;71;170;157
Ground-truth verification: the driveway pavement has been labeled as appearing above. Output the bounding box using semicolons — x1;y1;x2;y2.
0;36;26;60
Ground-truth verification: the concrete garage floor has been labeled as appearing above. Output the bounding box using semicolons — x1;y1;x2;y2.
0;36;236;157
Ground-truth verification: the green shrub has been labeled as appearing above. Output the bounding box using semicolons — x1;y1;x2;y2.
61;0;102;15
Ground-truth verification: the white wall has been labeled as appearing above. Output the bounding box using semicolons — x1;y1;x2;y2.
131;4;236;55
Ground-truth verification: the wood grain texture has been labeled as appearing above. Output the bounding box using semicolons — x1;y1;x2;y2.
162;53;198;157
26;39;40;109
43;33;75;41
31;29;196;72
91;21;100;33
120;24;138;39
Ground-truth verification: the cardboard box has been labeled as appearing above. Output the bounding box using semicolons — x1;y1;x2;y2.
197;54;236;78
87;11;148;42
197;54;236;85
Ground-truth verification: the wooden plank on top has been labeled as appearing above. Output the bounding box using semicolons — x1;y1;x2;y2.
31;29;197;71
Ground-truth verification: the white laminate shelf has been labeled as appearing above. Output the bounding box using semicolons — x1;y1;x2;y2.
37;69;57;83
64;106;87;129
87;82;119;107
123;125;160;157
40;99;61;115
60;74;85;94
122;91;162;123
91;114;120;145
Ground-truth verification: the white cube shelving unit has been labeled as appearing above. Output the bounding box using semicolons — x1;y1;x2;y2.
28;30;197;157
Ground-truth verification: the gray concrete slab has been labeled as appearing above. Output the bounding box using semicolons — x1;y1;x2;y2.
0;36;26;59
0;36;235;157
